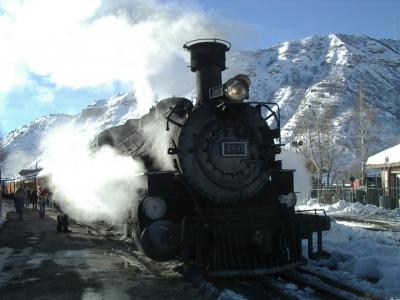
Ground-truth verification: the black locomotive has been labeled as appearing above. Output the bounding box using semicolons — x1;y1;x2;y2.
97;39;330;276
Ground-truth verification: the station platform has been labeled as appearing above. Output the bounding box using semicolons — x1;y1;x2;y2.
0;199;201;300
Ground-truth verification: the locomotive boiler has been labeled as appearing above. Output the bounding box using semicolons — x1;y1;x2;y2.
97;39;330;276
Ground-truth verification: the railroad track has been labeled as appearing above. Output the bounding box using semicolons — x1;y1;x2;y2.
193;266;386;300
74;220;388;299
332;215;400;232
276;266;385;300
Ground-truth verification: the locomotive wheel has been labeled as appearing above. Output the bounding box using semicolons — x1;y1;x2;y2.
140;220;179;262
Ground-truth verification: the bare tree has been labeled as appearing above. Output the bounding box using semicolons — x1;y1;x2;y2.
295;103;344;190
353;84;375;184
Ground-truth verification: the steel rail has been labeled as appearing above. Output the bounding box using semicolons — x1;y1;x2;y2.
278;267;385;300
259;276;302;300
332;215;400;232
296;266;385;300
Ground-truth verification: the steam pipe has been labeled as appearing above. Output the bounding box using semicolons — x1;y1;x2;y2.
183;39;230;105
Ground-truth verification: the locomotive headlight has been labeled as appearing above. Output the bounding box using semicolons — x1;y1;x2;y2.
225;80;247;101
224;74;251;102
279;192;297;208
142;196;167;220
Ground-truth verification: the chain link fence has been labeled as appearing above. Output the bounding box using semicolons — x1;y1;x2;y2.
309;187;400;209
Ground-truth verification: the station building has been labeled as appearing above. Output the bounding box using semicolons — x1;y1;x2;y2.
1;168;48;196
366;143;400;208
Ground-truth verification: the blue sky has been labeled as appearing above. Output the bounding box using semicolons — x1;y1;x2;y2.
200;0;400;48
0;0;399;135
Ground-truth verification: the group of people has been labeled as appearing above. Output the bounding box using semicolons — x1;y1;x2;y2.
13;185;71;233
14;186;51;220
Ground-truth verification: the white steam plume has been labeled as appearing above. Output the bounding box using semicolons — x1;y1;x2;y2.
141;117;175;170
2;149;36;178
0;0;256;113
41;126;146;224
1;0;259;221
277;150;312;205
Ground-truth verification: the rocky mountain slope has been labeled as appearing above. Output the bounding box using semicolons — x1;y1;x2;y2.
0;92;138;177
1;34;400;178
227;33;400;174
226;33;400;141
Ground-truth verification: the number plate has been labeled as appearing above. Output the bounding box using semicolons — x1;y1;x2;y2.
221;142;248;157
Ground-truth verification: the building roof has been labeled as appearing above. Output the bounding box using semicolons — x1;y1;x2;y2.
366;144;400;169
18;168;43;177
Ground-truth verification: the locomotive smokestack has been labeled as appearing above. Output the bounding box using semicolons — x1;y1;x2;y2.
184;39;230;105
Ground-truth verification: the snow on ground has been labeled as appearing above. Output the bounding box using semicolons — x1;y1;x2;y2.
2;197;399;298
300;200;400;298
298;199;400;221
217;290;247;300
0;199;15;228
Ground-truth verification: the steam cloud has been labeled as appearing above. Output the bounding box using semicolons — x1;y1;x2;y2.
41;126;146;224
0;0;255;115
277;150;312;205
1;0;262;224
141;118;175;170
2;150;36;178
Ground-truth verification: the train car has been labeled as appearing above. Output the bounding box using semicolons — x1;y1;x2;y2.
96;39;331;276
1;169;52;198
1;178;18;198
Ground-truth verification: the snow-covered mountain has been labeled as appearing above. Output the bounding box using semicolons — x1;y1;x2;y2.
0;92;139;177
1;34;400;178
226;33;400;145
71;91;139;132
225;33;400;174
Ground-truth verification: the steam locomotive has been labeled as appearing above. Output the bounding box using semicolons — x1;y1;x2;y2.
97;39;330;276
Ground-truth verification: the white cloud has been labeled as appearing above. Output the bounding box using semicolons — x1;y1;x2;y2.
35;85;55;104
0;0;254;113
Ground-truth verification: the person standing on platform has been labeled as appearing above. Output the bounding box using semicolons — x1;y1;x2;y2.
38;187;47;219
47;188;53;207
14;187;26;221
55;202;72;233
31;188;38;211
25;189;30;208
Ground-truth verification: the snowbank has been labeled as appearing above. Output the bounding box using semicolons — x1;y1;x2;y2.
300;200;400;298
0;200;15;228
309;222;400;298
298;199;400;221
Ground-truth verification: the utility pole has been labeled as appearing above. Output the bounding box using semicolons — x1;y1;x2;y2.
355;81;375;187
359;87;365;185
